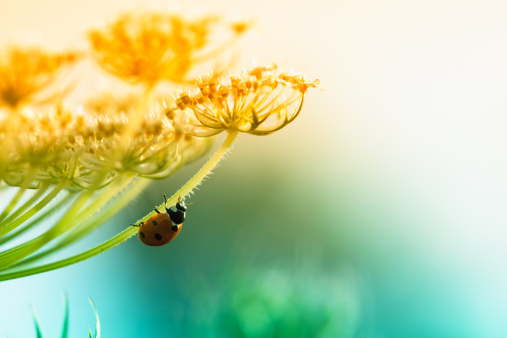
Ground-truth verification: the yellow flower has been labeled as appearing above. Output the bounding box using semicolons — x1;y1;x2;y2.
89;11;250;86
0;99;212;190
0;47;80;109
175;64;320;136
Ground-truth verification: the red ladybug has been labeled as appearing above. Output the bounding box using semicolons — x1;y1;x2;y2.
133;194;187;246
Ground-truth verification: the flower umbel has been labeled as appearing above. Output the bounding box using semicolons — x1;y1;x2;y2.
176;64;320;136
89;11;250;86
0;47;80;109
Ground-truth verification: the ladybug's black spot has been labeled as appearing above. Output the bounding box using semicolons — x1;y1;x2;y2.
152;220;157;225
140;232;145;239
155;233;162;240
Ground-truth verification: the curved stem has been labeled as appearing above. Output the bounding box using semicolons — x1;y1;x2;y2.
16;178;148;268
0;180;67;238
0;184;28;223
0;175;128;269
0;131;239;280
164;131;238;204
0;192;74;246
0;183;49;227
0;226;136;281
0;188;92;270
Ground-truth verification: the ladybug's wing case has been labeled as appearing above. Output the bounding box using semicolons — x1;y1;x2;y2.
138;214;179;247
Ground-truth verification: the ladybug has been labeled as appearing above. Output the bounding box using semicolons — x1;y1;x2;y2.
132;194;188;246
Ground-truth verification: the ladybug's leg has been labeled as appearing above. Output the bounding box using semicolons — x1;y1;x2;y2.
131;221;144;228
163;193;170;213
154;208;161;214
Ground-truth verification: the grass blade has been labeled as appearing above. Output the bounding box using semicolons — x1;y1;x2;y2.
31;306;43;338
60;293;69;338
89;298;101;338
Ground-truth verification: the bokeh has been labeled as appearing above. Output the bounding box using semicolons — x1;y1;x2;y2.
1;0;507;337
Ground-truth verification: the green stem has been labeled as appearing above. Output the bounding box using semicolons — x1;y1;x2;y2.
16;178;148;268
0;188;92;270
164;131;239;205
59;176;131;233
0;192;74;246
0;176;123;263
0;131;238;280
0;183;49;227
0;170;36;222
0;186;27;223
0;180;67;238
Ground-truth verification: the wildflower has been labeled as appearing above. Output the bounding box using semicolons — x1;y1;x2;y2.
175;64;320;136
0;9;317;282
89;11;250;87
0;47;80;109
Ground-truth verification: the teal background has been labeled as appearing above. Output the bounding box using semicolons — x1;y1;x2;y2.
2;0;507;337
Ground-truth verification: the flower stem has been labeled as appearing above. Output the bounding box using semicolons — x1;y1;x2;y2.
0;131;239;280
0;183;49;227
165;131;239;204
15;177;148;268
0;184;28;223
0;180;67;238
0;192;74;246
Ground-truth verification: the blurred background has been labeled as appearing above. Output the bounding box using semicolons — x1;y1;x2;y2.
1;0;507;337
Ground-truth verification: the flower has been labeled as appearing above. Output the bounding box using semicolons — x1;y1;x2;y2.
174;64;320;136
0;99;211;190
88;11;250;86
0;47;80;109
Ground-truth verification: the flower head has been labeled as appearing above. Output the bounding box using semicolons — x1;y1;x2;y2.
0;99;212;190
89;11;250;86
0;47;80;109
174;64;319;136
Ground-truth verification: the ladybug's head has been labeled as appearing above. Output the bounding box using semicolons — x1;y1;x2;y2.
176;196;188;211
176;201;187;211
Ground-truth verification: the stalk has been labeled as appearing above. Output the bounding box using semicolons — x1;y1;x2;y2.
0;180;68;238
15;178;148;267
0;183;49;227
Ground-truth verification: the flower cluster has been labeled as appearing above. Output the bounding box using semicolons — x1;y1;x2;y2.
89;11;251;86
0;103;211;190
176;64;320;136
0;47;80;109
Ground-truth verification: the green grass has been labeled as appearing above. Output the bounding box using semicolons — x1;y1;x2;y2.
31;295;100;338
